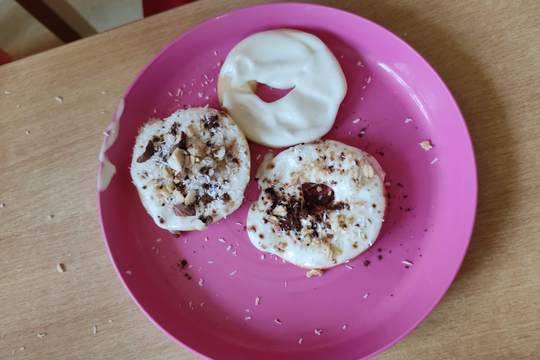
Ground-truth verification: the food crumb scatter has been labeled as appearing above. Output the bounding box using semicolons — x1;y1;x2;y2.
342;324;348;330
37;332;47;339
404;117;413;123
298;337;303;344
125;270;132;275
229;270;238;276
255;296;261;306
244;316;252;320
419;140;433;151
54;95;64;103
56;263;66;273
314;328;323;336
352;118;361;124
0;203;5;208
363;293;370;299
25;130;30;135
274;318;282;325
48;214;55;220
92;325;98;336
198;278;204;287
430;157;439;165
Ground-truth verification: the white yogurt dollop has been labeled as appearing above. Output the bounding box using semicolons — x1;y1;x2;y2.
218;29;347;148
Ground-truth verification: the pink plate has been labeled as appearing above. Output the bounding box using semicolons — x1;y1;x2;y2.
97;3;477;359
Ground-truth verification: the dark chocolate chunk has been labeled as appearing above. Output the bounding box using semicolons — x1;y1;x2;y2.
199;194;214;205
137;140;156;163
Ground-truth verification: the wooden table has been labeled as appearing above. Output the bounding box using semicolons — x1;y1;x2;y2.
1;0;539;358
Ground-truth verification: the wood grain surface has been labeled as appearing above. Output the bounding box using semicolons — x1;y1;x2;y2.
1;0;539;358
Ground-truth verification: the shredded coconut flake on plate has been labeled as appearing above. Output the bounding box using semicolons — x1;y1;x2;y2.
430;157;439;165
402;260;414;268
229;270;238;276
314;328;323;336
255;296;261;306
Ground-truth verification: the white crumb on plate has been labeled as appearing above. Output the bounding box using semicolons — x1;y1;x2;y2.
56;263;66;273
244;316;252;320
217;238;226;243
229;270;238;276
430;157;439;165
298;337;303;344
404;117;413;123
125;270;132;275
274;318;282;325
314;328;323;336
363;293;370;299
345;265;354;270
342;324;348;330
37;332;47;339
92;325;98;336
356;61;364;67
198;278;204;287
54;95;64;103
255;296;261;306
352;118;361;124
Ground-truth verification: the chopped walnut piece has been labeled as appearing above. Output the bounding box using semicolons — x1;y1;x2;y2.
167;148;185;172
362;164;374;178
173;203;195;216
184;190;196;205
419;140;433;151
306;269;324;278
272;205;287;217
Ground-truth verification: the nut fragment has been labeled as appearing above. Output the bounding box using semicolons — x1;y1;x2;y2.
362;164;374;178
184;189;196;205
272;205;287;217
306;269;324;278
172;190;185;203
214;147;226;160
419;140;433;151
167;148;185;172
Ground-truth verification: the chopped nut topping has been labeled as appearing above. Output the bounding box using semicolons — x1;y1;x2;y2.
306;269;323;278
184;190;196;205
419;140;433;151
362;164;374;178
173;203;195;216
272;205;287;217
167;148;185;172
